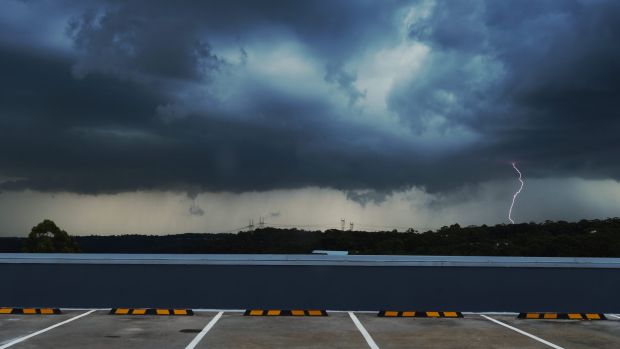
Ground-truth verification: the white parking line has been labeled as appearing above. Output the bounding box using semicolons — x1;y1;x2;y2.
609;314;620;319
349;312;380;349
481;315;565;349
184;311;223;349
0;309;96;349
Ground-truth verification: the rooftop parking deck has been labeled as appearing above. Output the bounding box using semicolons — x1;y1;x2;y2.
1;310;619;349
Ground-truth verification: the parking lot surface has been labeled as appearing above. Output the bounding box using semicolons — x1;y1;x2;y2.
0;311;79;346
0;310;618;348
357;314;549;349
490;314;620;349
197;312;367;349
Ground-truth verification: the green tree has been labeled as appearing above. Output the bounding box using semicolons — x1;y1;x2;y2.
22;219;80;253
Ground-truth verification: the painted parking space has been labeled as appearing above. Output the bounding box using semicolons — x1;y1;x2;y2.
194;311;369;349
0;310;80;346
9;310;216;349
491;314;620;349
356;313;550;349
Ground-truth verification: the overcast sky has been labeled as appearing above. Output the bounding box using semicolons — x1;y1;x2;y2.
1;0;619;235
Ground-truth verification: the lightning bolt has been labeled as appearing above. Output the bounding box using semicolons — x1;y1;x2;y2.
508;162;524;224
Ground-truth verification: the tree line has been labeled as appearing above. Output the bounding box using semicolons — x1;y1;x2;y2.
1;218;619;256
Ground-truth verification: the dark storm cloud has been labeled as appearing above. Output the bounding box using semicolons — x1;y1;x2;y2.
0;45;414;193
0;0;619;194
324;63;366;107
345;189;391;207
391;0;620;181
64;0;405;81
66;4;224;81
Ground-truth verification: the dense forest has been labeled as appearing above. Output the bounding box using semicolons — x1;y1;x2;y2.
1;218;620;256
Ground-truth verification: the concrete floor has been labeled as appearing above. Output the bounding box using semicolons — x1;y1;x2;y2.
198;312;367;349
492;315;620;349
357;314;549;349
2;311;215;349
0;311;79;346
0;311;618;348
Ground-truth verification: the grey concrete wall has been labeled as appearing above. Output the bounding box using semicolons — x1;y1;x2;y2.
2;262;619;312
